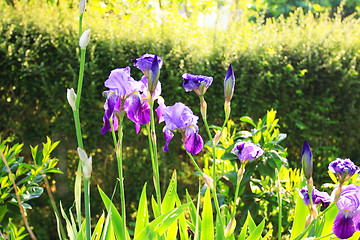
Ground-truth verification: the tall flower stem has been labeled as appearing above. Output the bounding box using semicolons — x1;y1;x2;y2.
72;47;87;229
199;96;224;237
79;13;83;36
232;163;245;218
111;113;127;239
83;177;91;240
146;124;161;206
148;96;162;214
186;151;204;177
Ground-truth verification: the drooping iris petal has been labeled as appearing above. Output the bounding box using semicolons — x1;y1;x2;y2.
182;73;213;96
124;93;151;134
100;93;120;135
301;140;313;179
132;53;163;77
333;212;356;239
104;67;137;98
231;141;264;163
184;131;204;155
155;96;166;123
163;129;174;152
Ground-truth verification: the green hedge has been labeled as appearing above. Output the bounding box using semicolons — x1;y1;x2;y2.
1;3;360;238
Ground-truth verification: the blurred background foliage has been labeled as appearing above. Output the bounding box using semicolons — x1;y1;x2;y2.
0;0;359;238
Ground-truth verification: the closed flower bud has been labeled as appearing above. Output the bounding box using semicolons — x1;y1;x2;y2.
148;55;160;94
79;29;91;49
301;140;313;179
67;88;77;110
224;217;236;239
77;147;92;179
202;173;214;189
224;64;235;103
79;0;86;14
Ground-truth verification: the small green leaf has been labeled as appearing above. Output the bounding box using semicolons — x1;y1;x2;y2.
240;116;256;127
245;218;265;240
91;212;105;240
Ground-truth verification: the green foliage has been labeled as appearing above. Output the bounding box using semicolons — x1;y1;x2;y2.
0;136;61;231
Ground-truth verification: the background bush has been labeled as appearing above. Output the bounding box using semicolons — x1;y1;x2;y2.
0;1;359;238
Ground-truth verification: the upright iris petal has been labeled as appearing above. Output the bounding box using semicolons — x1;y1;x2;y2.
104;67;137;98
182;73;213;97
332;184;360;239
329;158;359;182
160;102;203;155
224;64;235;103
231;141;264;163
132;53;163;78
301;140;313;179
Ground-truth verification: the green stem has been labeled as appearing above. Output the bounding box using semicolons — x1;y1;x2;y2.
277;188;282;240
200;97;224;238
112;113;127;239
72;45;86;230
148;96;162;214
84;177;91;240
294;203;336;240
232;164;245;218
79;13;83;37
146;124;160;202
186;151;204;177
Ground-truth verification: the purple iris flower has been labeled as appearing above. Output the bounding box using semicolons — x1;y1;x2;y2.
100;92;121;135
329;158;359;181
231;141;264;164
299;187;331;208
104;66;138;98
101;64;163;134
132;53;163;77
160;102;203;155
332;184;360;239
182;73;213;96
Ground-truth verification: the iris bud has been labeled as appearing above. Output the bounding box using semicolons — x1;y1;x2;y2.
224;64;235;103
148;55;160;94
301;140;313;179
79;0;86;14
77;147;92;179
67;88;77;110
79;29;91;49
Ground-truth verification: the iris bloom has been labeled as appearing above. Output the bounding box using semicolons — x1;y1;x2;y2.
231;141;264;164
101;65;162;134
332;184;360;239
299;187;331;208
159;102;203;155
329;158;359;182
182;73;213;97
132;53;163;78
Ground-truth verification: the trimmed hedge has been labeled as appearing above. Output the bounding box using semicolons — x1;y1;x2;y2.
1;2;360;237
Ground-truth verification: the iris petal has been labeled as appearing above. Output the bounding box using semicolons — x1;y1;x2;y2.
163;129;174;152
184;132;204;155
333;212;355;239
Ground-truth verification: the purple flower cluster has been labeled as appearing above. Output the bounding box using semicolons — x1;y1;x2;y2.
329;158;359;181
101;54;162;135
299;187;331;208
231;141;264;164
182;73;213;96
